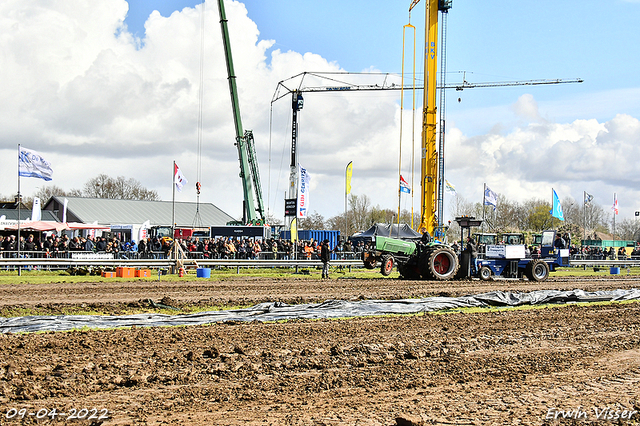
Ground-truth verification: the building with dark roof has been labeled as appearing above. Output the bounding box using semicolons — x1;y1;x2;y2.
42;196;237;241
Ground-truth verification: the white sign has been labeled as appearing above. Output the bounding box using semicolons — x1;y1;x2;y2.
485;244;526;259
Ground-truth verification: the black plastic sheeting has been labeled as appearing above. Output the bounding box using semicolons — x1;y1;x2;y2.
1;288;639;334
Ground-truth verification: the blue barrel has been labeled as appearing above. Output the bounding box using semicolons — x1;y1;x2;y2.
196;268;211;278
610;267;620;275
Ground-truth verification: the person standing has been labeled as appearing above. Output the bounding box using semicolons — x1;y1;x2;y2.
465;236;477;275
321;239;331;279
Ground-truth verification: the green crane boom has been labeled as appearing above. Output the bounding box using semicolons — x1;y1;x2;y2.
217;0;264;224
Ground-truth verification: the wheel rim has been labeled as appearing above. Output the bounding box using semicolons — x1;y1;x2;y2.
481;267;491;279
433;252;452;275
383;259;393;274
534;263;547;279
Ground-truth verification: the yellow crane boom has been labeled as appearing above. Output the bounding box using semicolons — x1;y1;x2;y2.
412;0;449;236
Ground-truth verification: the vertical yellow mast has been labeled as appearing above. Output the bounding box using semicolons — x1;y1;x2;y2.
414;0;439;236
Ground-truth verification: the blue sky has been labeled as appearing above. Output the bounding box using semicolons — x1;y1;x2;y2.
1;0;640;227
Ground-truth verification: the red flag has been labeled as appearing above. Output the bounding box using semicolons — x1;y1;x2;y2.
612;195;619;215
174;163;188;192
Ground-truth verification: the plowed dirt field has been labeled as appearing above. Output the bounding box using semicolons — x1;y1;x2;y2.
1;275;640;425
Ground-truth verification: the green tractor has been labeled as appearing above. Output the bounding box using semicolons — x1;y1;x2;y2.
362;235;459;280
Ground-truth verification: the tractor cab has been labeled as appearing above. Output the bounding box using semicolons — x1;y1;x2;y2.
501;233;524;245
539;230;571;266
473;233;497;257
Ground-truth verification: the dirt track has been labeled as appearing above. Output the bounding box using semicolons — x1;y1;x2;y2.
1;275;640;425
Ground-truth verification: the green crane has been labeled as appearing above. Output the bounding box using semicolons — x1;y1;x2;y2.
217;0;265;225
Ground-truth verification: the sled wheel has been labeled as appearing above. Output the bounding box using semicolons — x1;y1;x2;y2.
526;259;549;282
479;266;492;281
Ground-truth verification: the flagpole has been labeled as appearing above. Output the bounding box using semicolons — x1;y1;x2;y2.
344;162;349;240
613;193;616;244
17;144;22;276
171;161;176;238
583;191;586;245
481;183;486;234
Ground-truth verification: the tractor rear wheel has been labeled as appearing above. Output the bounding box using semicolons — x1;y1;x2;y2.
362;252;377;269
525;259;549;282
380;255;394;276
420;247;459;281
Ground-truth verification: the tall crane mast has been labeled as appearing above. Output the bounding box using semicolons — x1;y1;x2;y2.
410;0;451;237
217;0;265;224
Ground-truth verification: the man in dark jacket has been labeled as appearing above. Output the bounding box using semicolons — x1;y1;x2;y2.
465;236;477;275
321;239;331;279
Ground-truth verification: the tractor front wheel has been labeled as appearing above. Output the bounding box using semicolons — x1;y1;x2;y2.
380;255;394;276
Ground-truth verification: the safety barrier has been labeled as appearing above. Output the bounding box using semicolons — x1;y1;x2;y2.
0;257;364;273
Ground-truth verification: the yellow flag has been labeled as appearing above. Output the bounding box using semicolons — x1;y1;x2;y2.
290;217;298;242
346;161;353;195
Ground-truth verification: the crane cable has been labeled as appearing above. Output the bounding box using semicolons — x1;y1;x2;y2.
193;1;206;228
398;11;417;228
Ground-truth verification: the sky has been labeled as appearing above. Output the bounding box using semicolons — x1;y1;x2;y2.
1;0;640;228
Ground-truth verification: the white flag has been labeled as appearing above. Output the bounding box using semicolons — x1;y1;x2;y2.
31;197;42;221
174;163;188;192
19;146;53;181
445;180;457;194
297;164;310;218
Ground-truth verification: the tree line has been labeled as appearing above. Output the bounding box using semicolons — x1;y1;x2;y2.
278;192;639;243
2;174;160;208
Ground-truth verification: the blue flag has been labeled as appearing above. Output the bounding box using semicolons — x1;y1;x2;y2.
550;189;565;221
484;186;497;210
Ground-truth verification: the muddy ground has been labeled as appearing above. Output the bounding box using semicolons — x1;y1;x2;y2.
1;274;640;425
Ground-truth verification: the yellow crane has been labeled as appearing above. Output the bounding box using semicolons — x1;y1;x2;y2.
410;0;451;237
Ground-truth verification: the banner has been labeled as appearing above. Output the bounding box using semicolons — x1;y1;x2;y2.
62;198;69;223
138;220;150;242
290;217;298;242
345;161;353;195
174;163;188;192
400;175;411;194
31;197;41;221
297;164;310;218
612;194;619;215
550;189;565;221
19;146;53;181
484;186;498;210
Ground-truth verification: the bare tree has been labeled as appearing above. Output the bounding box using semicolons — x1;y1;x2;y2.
298;211;325;230
83;175;160;201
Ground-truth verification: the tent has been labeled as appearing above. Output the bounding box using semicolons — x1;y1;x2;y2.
4;221;110;233
351;223;422;243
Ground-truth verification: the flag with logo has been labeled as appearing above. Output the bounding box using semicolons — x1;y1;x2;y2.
484;186;498;210
400;175;411;194
297;165;310;218
612;194;619;215
19;146;53;181
345;161;353;195
550;189;565;221
584;191;594;205
174;163;188;192
445;180;456;195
